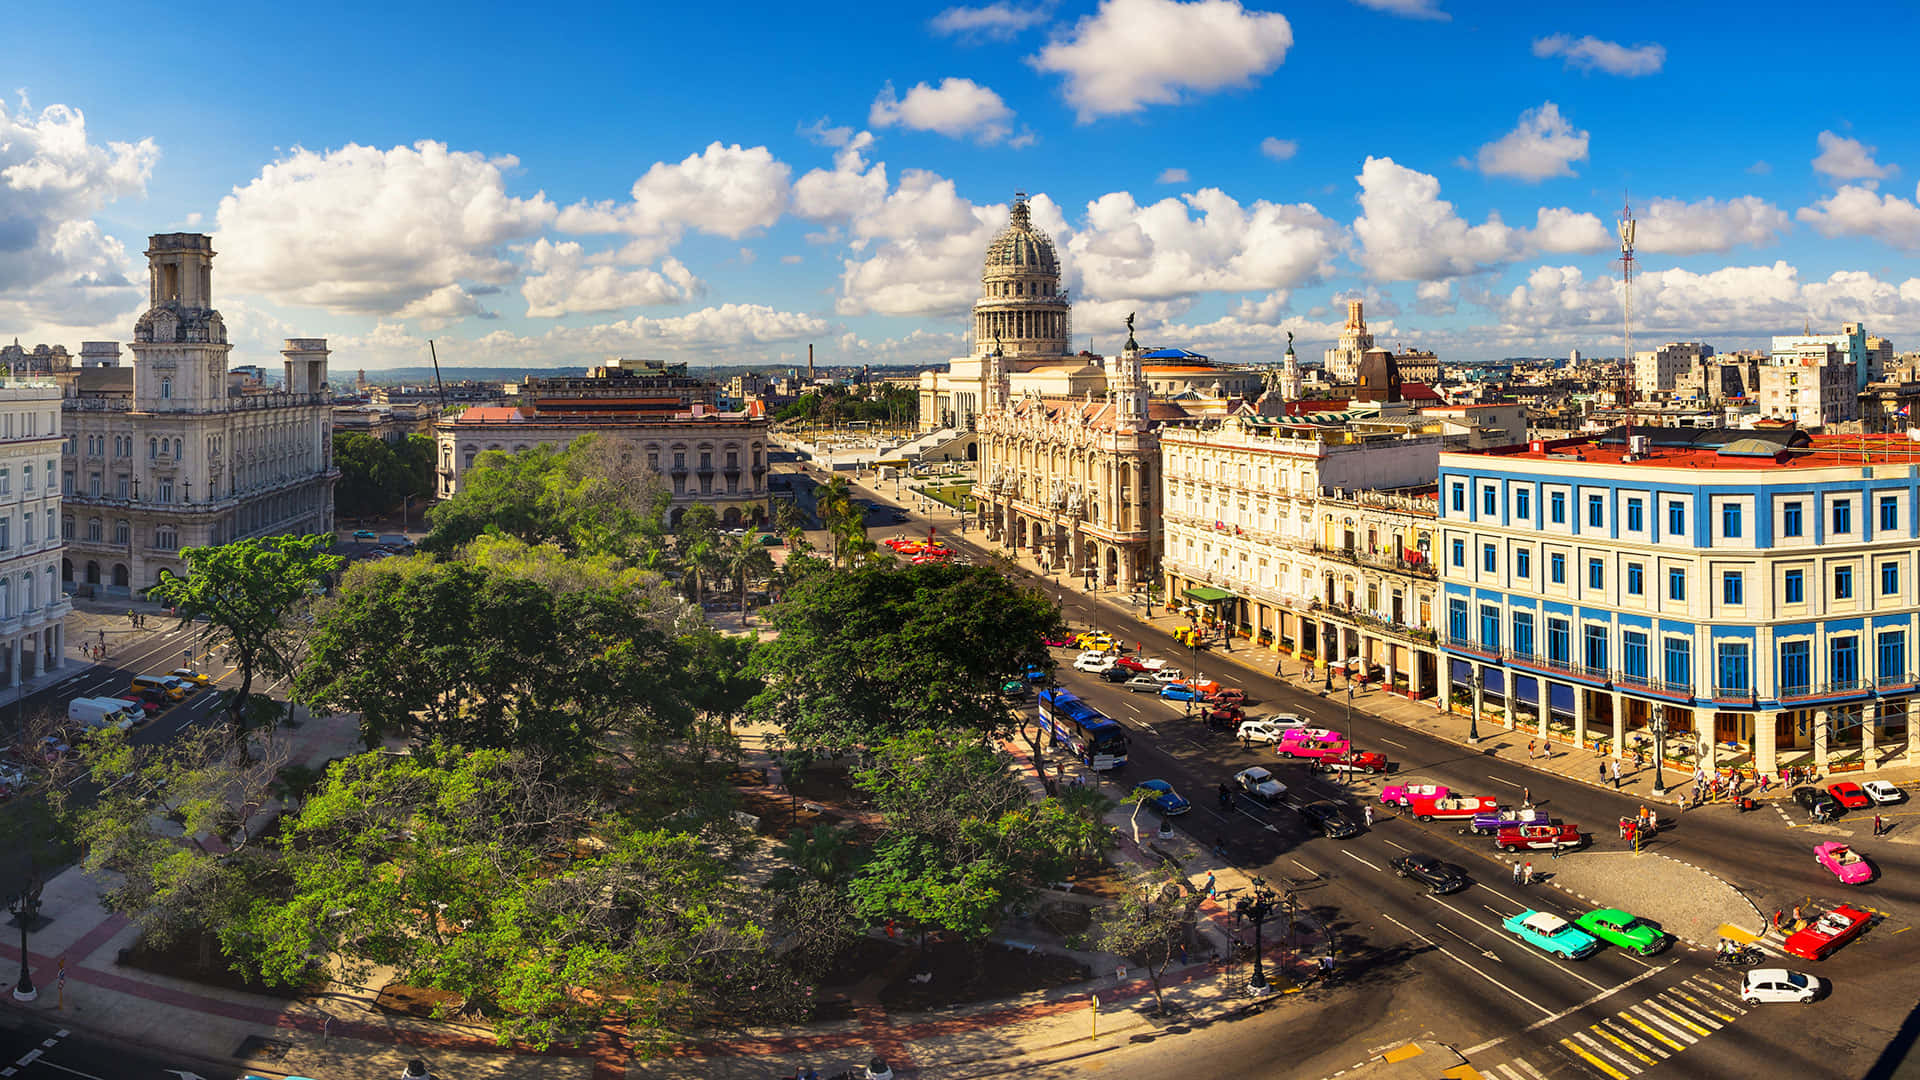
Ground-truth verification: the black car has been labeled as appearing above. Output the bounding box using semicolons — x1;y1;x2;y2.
1390;853;1469;894
1792;785;1842;817
1300;801;1363;838
1099;665;1133;683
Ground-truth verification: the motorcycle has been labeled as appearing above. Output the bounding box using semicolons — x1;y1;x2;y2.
1713;944;1763;968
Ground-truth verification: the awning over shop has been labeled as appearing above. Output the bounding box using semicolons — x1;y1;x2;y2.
1183;586;1236;603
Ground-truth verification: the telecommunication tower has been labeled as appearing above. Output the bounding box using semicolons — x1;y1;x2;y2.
1618;197;1637;443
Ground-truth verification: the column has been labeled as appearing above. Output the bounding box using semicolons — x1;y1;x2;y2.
50;623;62;670
7;638;17;688
1610;690;1625;759
1755;711;1778;777
1470;664;1485;729
1536;680;1549;740
1502;669;1516;731
1907;698;1920;767
1698;710;1718;774
1572;686;1587;749
1814;708;1831;771
1435;657;1451;712
1408;650;1425;700
1862;701;1878;772
1382;645;1397;697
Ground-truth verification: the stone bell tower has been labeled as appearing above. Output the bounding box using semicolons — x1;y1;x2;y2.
130;234;230;412
1110;317;1148;430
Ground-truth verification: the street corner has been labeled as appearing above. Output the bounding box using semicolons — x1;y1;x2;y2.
1539;850;1766;946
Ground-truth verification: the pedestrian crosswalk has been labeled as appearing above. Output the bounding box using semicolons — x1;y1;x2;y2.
1478;972;1751;1080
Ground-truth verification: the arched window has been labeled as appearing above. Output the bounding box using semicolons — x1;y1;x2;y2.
160;377;172;399
174;438;183;459
87;518;102;542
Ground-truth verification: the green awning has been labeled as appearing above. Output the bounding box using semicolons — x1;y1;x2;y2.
1183;586;1235;603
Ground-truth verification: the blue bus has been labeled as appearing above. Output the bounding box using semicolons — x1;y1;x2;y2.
1037;688;1129;771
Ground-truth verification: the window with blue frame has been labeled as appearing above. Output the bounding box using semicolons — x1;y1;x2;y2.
1482;543;1497;573
1716;641;1750;692
1883;562;1900;596
1582;625;1608;672
1627;563;1644;595
1547;618;1571;664
1663;637;1691;689
1587;558;1603;590
1480;605;1501;650
1513;611;1535;657
1448;597;1468;642
1550;491;1566;524
1551;552;1566;584
1626;498;1643;532
1779;640;1810;696
1833;500;1853;535
1721;503;1742;539
1835;565;1854;600
1881;494;1899;532
1668;502;1684;535
1451;538;1465;567
1783;501;1803;538
1831;635;1860;689
1622;630;1648;679
1483;487;1497;515
1515;549;1531;579
1784;569;1804;604
1587;494;1604;528
1451;483;1464;513
1516;489;1530;520
1668;567;1686;602
1878;630;1906;686
1722;571;1744;605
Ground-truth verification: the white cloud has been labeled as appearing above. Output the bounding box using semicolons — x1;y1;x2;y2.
1349;0;1448;20
555;141;790;259
1528;207;1611;253
519;238;700;317
1156;167;1189;184
1353;156;1524;281
1490;260;1920;339
1797;183;1920;251
931;2;1052;41
1531;34;1665;76
214;140;557;317
397;284;490;330
1030;0;1293;121
1748;161;1772;176
0;96;157;326
1067;188;1341;301
781;254;805;265
1637;195;1790;253
792;131;888;223
1415;280;1456;316
1474;102;1589;182
828;171;1017;317
869;78;1016;143
1259;137;1298;161
1812;131;1894;184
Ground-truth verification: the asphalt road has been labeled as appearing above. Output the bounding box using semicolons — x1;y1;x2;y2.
770;458;1920;1080
0;1006;239;1079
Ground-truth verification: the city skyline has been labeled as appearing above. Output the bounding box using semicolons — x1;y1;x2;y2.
3;0;1918;371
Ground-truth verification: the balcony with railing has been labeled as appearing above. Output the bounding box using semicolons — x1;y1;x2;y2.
1613;671;1695;701
1776;679;1873;706
1310;543;1437;579
1709;684;1757;706
1439;632;1502;662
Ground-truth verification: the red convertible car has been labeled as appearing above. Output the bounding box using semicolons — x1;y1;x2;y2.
1782;904;1872;960
1497;822;1586;852
1315;750;1390;775
1408;794;1500;822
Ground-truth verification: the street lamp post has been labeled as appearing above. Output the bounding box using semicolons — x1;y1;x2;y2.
1322;628;1334;693
9;883;41;1002
1650;704;1668;796
1343;684;1355;786
1237;877;1279;994
1468;669;1484;744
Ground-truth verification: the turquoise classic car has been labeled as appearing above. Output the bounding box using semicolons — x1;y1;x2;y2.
1502;910;1600;959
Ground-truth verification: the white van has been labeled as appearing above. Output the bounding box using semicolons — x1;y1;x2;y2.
68;697;134;731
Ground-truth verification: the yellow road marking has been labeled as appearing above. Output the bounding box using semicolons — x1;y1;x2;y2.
1593;1024;1657;1065
1644;999;1711;1036
1668;988;1737;1022
1621;1012;1686;1050
1559;1037;1631;1080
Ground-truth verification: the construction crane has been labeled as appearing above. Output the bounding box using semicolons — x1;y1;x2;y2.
427;339;449;411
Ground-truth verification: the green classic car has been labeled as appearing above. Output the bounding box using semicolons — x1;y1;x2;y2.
1574;908;1670;956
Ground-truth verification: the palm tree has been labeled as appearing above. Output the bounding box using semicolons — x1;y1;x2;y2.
724;533;775;625
816;476;857;567
771;824;863;888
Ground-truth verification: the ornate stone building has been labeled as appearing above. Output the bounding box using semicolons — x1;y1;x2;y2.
1323;300;1375;383
59;234;337;596
0;380;72;688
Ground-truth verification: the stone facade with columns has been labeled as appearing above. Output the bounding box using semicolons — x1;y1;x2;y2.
0;381;73;688
57;234;337;596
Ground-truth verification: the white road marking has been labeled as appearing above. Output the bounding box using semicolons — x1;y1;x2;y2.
1380;738;1407;748
1382;912;1554;1017
1381;837;1411;852
1462;962;1673;1055
1290;859;1317;877
1490;774;1525;789
1426;892;1612;991
1342;850;1382;871
38;1063;111;1080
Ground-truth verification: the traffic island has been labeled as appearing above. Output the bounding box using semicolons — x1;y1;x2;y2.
1531;850;1765;948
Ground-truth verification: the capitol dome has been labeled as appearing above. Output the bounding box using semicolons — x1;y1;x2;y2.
973;194;1071;359
984;199;1060;276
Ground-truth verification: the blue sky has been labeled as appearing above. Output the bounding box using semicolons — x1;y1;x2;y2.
3;0;1918;370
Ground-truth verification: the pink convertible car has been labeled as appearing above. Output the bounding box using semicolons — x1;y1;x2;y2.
1816;841;1873;885
1380;782;1447;807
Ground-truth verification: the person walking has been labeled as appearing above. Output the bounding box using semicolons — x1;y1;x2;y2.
1522;861;1534;886
1513;860;1524;885
1204;871;1217;899
1522;786;1532;808
1363;804;1374;828
1527;739;1537;760
1599;760;1608;784
1610;759;1621;789
1624;821;1637;849
1874;813;1885;837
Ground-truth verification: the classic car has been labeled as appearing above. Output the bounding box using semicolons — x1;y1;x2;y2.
1389;853;1469;894
1408;794;1500;822
1235;718;1289;745
1782;904;1872;960
1135;779;1191;817
1815;841;1874;885
1234;766;1287;803
1380;782;1447;807
1151;668;1187;684
1072;651;1117;673
1574;909;1670;956
1276;729;1350;760
1299;801;1363;839
1792;785;1843;818
1076;631;1117;651
1159;682;1207;703
1041;631;1077;648
1467;807;1551;835
1827;782;1873;810
1113;654;1151;673
1207;687;1249;707
1864;779;1906;804
1100;665;1135;684
1315;750;1390;775
1496;823;1585;852
1123;675;1164;693
1502;911;1600;959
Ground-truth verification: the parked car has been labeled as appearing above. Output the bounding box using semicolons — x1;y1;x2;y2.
1276;729;1350;760
1041;631;1077;648
1234;766;1287;803
1023;664;1048;682
998;678;1030;700
1389;853;1468;894
168;668;214;687
351;528;378;540
1205;704;1245;728
1381;782;1447;807
1496;823;1585;852
1827;782;1873;810
1159;683;1207;703
1151;669;1187;684
1815;841;1874;885
1740;969;1823;1005
1300;801;1363;838
1782;904;1872;960
1072;651;1116;673
1502;911;1600;959
1135;779;1191;817
1076;631;1117;651
1123;675;1164;693
1236;719;1289;745
1468;807;1551;836
1792;785;1843;818
1100;665;1134;683
1314;750;1390;775
1206;687;1248;707
1863;779;1906;804
1408;794;1500;822
1574;909;1670;956
1113;655;1150;673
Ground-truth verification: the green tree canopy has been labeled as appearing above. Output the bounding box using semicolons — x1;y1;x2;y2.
422;435;671;561
333;432;436;519
747;562;1054;749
